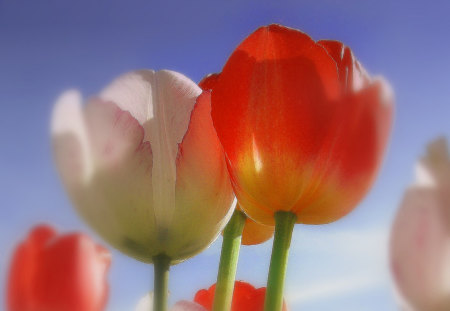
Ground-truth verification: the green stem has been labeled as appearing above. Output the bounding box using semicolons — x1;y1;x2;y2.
264;211;297;311
212;209;247;311
153;254;171;311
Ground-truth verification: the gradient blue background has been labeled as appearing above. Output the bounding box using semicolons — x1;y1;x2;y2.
1;0;449;310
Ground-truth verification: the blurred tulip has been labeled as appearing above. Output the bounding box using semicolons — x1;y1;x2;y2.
51;70;234;264
209;24;393;225
390;138;450;311
7;224;110;311
194;281;288;311
135;293;206;311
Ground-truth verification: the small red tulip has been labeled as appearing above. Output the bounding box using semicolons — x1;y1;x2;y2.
7;224;111;311
194;281;288;311
209;24;394;225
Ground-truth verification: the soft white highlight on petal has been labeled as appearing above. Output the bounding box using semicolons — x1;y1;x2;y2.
100;70;156;125
252;135;263;173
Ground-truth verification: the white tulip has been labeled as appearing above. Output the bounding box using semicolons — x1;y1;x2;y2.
52;70;234;264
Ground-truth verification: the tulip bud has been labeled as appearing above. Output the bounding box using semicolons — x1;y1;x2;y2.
51;70;234;263
7;224;110;311
390;138;450;311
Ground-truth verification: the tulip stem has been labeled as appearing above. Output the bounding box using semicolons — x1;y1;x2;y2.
153;254;171;311
264;211;297;311
213;209;247;311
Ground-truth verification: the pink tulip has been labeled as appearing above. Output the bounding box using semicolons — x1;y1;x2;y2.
390;138;450;311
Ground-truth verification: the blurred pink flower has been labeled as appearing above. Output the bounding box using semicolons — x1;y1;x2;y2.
51;70;234;264
135;293;206;311
390;138;450;311
7;224;110;311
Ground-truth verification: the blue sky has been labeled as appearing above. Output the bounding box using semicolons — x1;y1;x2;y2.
1;0;450;310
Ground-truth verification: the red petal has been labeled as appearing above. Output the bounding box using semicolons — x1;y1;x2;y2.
318;40;370;92
7;225;57;311
199;73;220;91
194;285;215;310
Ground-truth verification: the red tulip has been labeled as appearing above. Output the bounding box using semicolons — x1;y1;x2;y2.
209;24;393;225
7;224;111;311
194;281;287;311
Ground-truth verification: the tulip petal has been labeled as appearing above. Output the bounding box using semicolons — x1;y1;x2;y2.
101;70;202;244
80;100;158;261
415;138;450;187
7;225;57;311
52;90;92;186
391;187;450;310
168;92;234;260
291;80;393;223
34;233;111;311
52;94;158;262
241;216;274;245
194;281;288;311
198;73;220;91
318;40;370;92
7;225;110;311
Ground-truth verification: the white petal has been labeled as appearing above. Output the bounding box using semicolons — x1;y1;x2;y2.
167;92;234;260
415;137;450;187
77;101;157;262
100;70;156;125
149;70;202;243
100;70;202;243
51;90;92;185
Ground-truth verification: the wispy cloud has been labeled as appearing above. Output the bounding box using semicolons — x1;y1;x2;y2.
286;227;391;306
286;274;384;304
